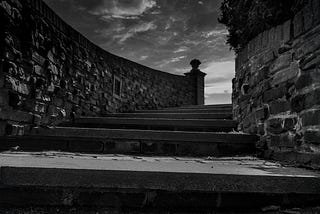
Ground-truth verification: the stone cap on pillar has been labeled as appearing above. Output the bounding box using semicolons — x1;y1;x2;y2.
184;59;207;77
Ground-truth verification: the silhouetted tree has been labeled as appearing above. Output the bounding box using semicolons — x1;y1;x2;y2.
218;0;308;52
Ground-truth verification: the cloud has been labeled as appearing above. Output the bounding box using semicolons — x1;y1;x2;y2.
201;28;228;39
80;0;157;19
174;46;189;53
113;21;157;43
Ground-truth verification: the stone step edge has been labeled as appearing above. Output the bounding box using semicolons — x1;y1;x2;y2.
71;117;238;128
29;127;258;144
104;112;233;119
134;109;232;113
1;166;319;194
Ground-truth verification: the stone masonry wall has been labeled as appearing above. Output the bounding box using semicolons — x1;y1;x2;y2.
233;0;320;167
0;0;198;136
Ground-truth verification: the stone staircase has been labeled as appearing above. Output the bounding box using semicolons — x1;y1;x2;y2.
1;104;257;156
0;104;320;213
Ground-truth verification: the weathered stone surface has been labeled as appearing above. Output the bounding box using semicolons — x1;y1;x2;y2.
269;132;296;148
303;2;314;31
304;130;320;144
263;85;287;102
296;68;320;90
291;89;320;113
267;118;285;134
271;62;300;87
0;90;9;106
270;53;292;74
269;100;291;114
293;10;304;37
301;109;320;126
233;1;320;166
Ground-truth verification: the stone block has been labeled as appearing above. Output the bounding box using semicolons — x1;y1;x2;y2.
69;140;104;153
278;44;292;54
53;97;64;107
267;118;285;134
8;92;20;108
33;114;42;125
269;133;296;148
292;88;320;112
256;66;269;83
304;129;320;144
267;117;296;135
293;10;304;38
257;123;265;136
303;2;314;31
0;121;7;136
301;55;320;70
270;53;292;74
296;32;320;60
263;85;287;102
282;20;291;43
268;27;276;48
271;62;299;87
0;90;9;106
254;106;269;121
243;113;255;128
274;25;282;46
291;93;306;112
301;109;320;126
5;123;24;136
34;102;46;113
104;140;140;154
262;30;269;48
283;117;297;131
296;68;320;90
269;100;291;115
304;88;320;109
141;141;158;154
5;76;30;95
313;0;320;24
262;50;275;65
0;109;33;123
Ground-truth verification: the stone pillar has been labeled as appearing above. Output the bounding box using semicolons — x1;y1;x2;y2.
184;59;206;105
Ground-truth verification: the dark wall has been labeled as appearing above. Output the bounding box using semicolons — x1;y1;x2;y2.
0;0;199;135
233;0;320;167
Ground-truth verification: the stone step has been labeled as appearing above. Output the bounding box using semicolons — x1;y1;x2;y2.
65;117;237;132
105;112;233;119
135;108;232;114
165;104;232;110
1;152;320;211
0;127;258;156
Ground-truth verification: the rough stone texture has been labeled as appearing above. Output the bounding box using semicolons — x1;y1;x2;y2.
0;0;201;136
233;0;320;167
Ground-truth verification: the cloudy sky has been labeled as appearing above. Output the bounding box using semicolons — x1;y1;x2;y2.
44;0;235;104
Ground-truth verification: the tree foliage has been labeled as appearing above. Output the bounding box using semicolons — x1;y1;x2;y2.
218;0;308;52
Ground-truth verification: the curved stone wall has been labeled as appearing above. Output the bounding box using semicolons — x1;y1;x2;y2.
0;0;199;135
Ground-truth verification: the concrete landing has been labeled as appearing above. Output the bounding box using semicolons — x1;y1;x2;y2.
0;152;319;193
1;152;320;210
